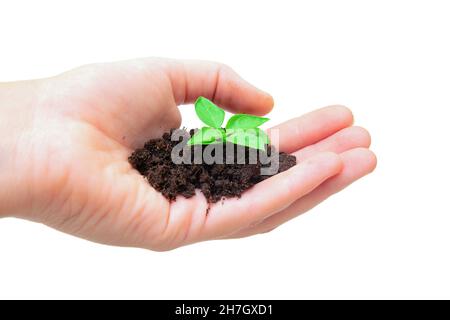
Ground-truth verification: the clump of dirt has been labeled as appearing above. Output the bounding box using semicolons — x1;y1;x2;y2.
129;129;296;203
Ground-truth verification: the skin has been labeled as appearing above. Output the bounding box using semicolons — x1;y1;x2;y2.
0;58;376;251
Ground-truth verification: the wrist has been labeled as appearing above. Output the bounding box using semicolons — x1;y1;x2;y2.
0;80;40;218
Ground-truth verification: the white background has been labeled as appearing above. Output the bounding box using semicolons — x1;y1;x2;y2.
1;0;450;299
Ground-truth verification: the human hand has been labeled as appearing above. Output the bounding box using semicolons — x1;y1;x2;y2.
0;58;376;251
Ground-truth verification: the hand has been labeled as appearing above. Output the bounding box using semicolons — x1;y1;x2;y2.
0;58;376;251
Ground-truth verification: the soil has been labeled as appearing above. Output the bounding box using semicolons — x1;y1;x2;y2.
129;129;297;203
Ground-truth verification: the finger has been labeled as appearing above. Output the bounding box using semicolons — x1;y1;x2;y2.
153;125;371;248
199;152;343;240
164;59;274;115
268;105;354;153
293;126;371;161
228;148;377;238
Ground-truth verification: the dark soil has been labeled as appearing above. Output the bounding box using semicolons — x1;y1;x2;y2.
129;129;296;203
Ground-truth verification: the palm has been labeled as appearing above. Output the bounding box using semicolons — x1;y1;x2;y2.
31;58;375;251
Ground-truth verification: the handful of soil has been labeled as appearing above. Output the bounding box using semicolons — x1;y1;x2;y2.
129;129;296;203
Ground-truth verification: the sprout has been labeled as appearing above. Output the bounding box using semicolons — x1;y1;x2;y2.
187;97;270;151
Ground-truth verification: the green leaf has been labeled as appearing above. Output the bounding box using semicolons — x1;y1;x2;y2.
225;128;269;151
225;114;269;129
195;97;225;128
187;127;223;145
256;128;270;144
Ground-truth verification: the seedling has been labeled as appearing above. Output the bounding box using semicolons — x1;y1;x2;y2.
187;97;270;151
129;96;297;202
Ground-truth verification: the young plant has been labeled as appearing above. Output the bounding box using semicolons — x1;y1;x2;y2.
187;96;270;151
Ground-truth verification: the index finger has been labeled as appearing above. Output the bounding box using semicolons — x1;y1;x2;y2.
199;152;343;240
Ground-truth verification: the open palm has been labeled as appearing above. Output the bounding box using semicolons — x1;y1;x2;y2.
11;58;376;251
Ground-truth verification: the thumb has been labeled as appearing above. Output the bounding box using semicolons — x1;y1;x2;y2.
163;59;274;116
